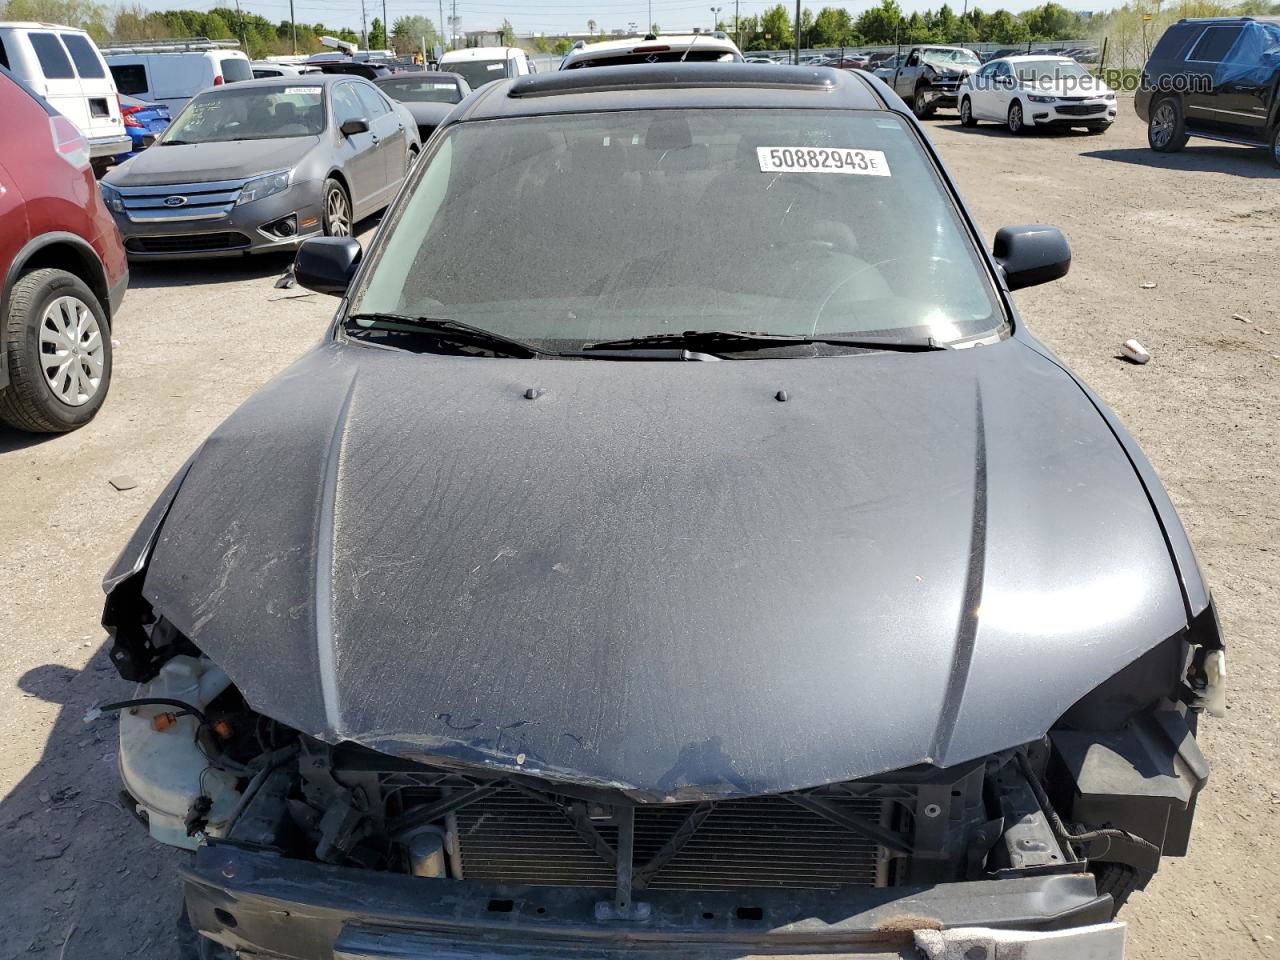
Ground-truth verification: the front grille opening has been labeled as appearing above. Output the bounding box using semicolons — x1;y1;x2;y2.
125;232;251;254
486;899;514;913
440;786;887;891
735;906;764;921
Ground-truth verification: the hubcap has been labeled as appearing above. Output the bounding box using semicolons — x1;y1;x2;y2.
39;296;103;407
326;188;350;237
1152;103;1174;147
962;99;971;122
1010;104;1021;131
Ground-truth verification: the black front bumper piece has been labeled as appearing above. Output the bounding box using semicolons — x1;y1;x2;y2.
185;845;1115;959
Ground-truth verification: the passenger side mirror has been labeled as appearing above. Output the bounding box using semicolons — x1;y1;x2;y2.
340;117;370;137
992;225;1071;291
294;237;362;296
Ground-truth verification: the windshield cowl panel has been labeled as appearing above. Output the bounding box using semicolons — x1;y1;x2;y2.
349;108;1005;359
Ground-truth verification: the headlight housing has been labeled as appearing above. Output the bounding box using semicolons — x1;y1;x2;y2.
100;183;124;213
237;169;292;206
1027;94;1056;103
1104;93;1116;101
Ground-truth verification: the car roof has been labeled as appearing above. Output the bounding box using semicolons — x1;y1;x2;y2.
0;20;91;31
376;70;465;83
455;63;888;122
440;46;524;60
1000;54;1076;62
214;74;355;90
1175;15;1280;23
569;33;738;54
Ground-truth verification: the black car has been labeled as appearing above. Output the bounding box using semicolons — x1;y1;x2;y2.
1137;16;1280;165
100;64;1221;960
315;59;393;80
374;71;471;141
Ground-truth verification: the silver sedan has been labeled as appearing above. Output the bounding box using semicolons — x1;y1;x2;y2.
100;75;420;259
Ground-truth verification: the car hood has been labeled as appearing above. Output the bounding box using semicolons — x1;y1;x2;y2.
1021;79;1112;97
135;338;1187;800
104;136;320;186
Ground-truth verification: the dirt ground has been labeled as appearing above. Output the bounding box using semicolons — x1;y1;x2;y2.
0;101;1276;958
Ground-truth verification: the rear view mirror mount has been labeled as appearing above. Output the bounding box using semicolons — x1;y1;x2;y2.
294;237;362;296
992;225;1071;291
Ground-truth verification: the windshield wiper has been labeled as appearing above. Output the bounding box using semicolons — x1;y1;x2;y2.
583;330;946;354
161;139;190;145
346;312;548;358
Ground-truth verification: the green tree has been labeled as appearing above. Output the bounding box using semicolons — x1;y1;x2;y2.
902;11;938;42
933;3;960;40
855;0;903;44
811;6;855;46
1022;2;1084;39
587;18;597;34
391;15;438;55
759;3;794;49
499;17;515;43
203;11;231;39
369;16;385;48
552;35;573;54
2;0;110;40
650;21;660;33
979;8;1030;43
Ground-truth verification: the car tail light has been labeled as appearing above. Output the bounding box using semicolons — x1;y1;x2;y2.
120;100;145;128
49;115;90;170
213;74;224;85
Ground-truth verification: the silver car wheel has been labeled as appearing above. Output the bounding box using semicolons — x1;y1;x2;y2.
325;186;351;237
1151;102;1175;148
39;295;103;407
1008;101;1023;133
960;98;972;124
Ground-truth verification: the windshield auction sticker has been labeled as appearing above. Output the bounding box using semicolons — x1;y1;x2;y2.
757;147;891;176
284;87;321;95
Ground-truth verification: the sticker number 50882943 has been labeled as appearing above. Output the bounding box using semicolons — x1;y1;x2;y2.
756;146;891;176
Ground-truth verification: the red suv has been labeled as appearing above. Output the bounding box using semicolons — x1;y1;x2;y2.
0;64;127;432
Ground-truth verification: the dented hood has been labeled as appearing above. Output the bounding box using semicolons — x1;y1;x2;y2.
132;338;1187;799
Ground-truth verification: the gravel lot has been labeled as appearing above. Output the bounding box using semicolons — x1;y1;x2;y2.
0;102;1276;958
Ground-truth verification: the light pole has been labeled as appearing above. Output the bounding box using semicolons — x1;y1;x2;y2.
710;5;721;32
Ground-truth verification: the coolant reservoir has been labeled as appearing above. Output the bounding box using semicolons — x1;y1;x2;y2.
118;655;240;850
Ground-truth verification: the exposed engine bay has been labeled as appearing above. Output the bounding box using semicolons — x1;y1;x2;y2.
99;617;1216;958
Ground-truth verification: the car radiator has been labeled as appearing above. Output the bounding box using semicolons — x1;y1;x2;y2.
397;784;890;890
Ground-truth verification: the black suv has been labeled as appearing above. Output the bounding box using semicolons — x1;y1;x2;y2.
1137;16;1280;166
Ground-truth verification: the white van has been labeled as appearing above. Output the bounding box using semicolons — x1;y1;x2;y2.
438;46;534;89
101;38;252;112
0;22;130;168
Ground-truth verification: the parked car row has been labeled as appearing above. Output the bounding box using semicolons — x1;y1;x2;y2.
0;22;131;171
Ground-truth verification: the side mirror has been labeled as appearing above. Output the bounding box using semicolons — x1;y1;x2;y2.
992;225;1071;291
294;237;362;296
340;117;370;137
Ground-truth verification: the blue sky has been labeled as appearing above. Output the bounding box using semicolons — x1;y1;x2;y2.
147;0;1088;38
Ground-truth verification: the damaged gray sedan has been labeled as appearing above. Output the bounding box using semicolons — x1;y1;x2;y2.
98;64;1224;960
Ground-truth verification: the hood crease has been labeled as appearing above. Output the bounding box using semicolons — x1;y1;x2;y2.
931;384;987;764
